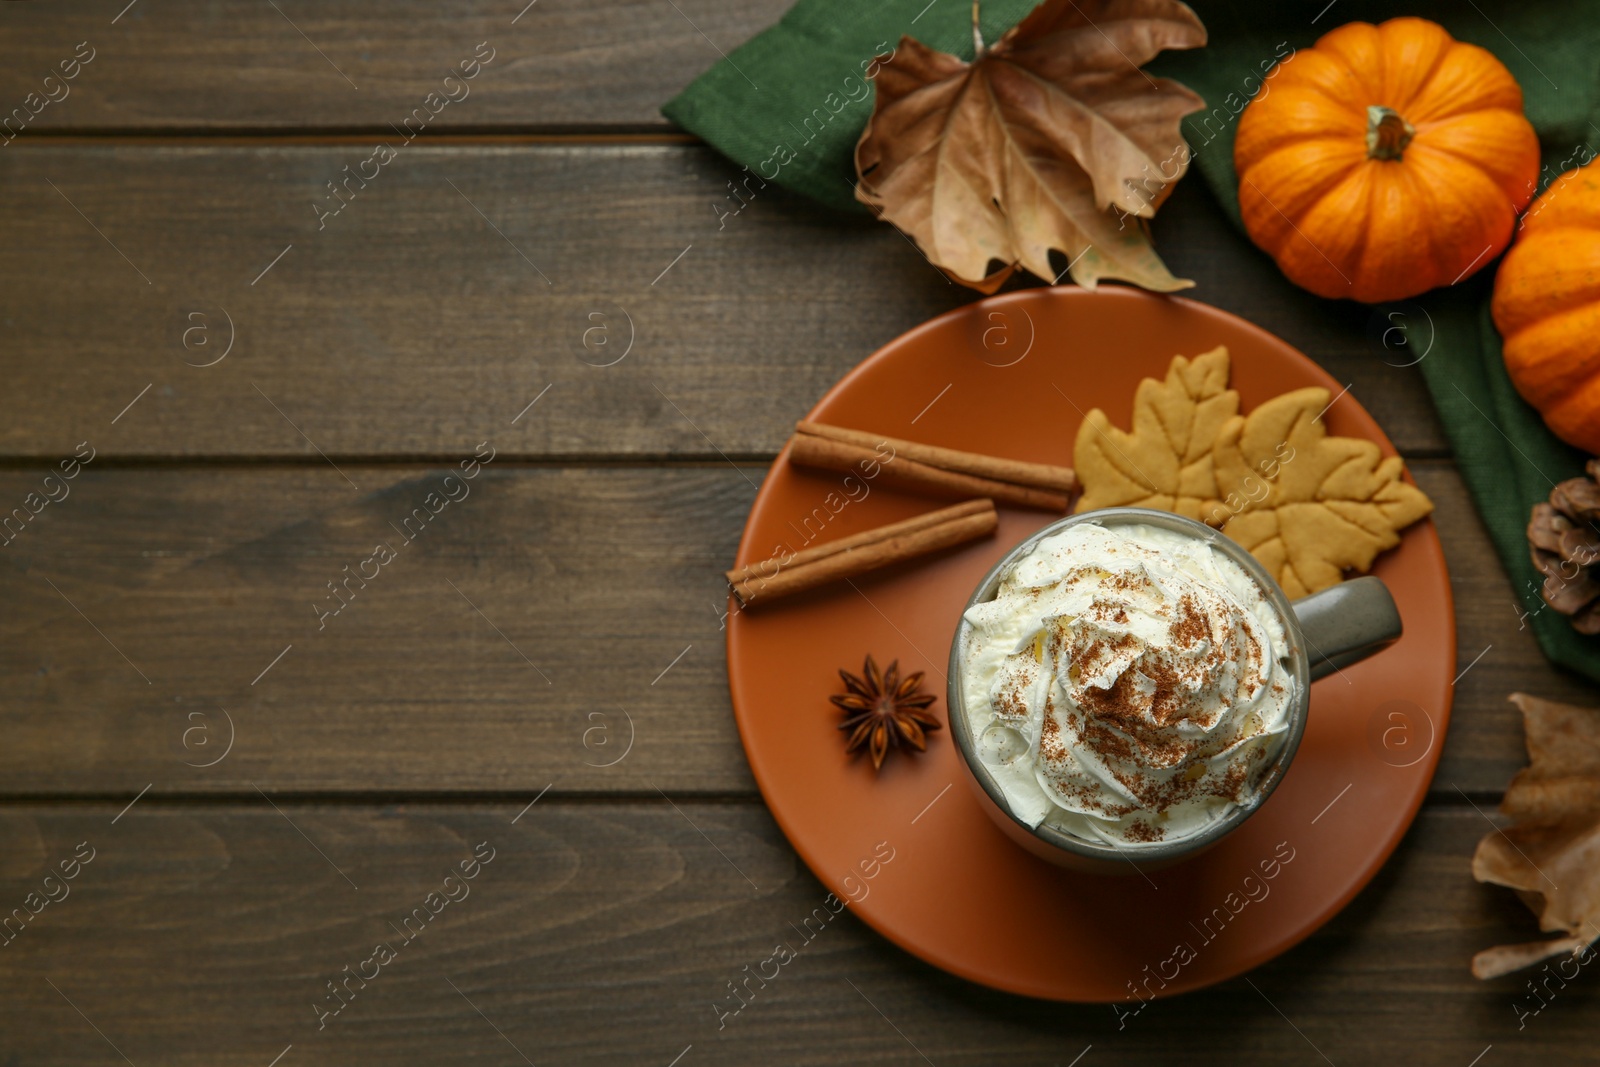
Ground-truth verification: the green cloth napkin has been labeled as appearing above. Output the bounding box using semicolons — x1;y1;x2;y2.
663;0;1600;682
662;0;1041;212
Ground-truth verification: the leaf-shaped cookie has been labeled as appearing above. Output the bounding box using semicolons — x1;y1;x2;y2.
1072;345;1237;521
1213;387;1433;597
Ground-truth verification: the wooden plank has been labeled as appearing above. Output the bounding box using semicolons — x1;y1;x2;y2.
0;801;1571;1065
0;464;759;795
0;461;1571;796
0;0;784;131
0;145;1447;459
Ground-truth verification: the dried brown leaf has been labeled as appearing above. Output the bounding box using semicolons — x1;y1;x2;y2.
1472;693;1600;978
854;0;1206;292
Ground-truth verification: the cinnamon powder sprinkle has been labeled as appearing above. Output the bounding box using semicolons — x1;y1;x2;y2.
1033;580;1275;817
975;531;1293;838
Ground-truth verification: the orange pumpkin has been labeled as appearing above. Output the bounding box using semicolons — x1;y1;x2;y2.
1234;17;1539;303
1492;160;1600;454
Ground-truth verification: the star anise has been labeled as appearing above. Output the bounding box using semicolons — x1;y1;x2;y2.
832;655;941;771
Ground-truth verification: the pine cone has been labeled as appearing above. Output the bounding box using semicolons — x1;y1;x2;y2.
1529;458;1600;634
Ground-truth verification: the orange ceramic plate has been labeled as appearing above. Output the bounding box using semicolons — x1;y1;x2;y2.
726;287;1453;1003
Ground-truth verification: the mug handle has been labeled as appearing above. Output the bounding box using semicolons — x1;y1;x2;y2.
1291;576;1403;681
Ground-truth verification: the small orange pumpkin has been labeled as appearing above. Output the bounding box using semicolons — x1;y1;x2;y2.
1235;17;1539;303
1492;160;1600;454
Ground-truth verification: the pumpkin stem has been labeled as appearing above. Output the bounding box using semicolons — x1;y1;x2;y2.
1366;106;1415;161
972;0;984;57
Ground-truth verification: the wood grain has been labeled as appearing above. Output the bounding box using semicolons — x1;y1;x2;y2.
2;0;1587;1058
0;464;758;795
0;801;1573;1066
0;146;1447;459
0;0;784;132
0;461;1578;796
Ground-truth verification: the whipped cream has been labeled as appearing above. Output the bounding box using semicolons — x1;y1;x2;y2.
958;521;1297;848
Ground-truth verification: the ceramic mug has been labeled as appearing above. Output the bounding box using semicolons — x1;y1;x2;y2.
946;507;1403;875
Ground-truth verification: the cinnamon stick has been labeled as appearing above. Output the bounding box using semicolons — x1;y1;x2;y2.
797;421;1078;493
789;432;1069;512
726;498;997;607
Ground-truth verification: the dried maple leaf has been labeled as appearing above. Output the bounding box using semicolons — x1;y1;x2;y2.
1472;693;1600;979
854;0;1206;293
1072;345;1236;521
1212;388;1433;597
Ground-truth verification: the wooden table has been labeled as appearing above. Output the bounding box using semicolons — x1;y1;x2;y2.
1;3;1592;1063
